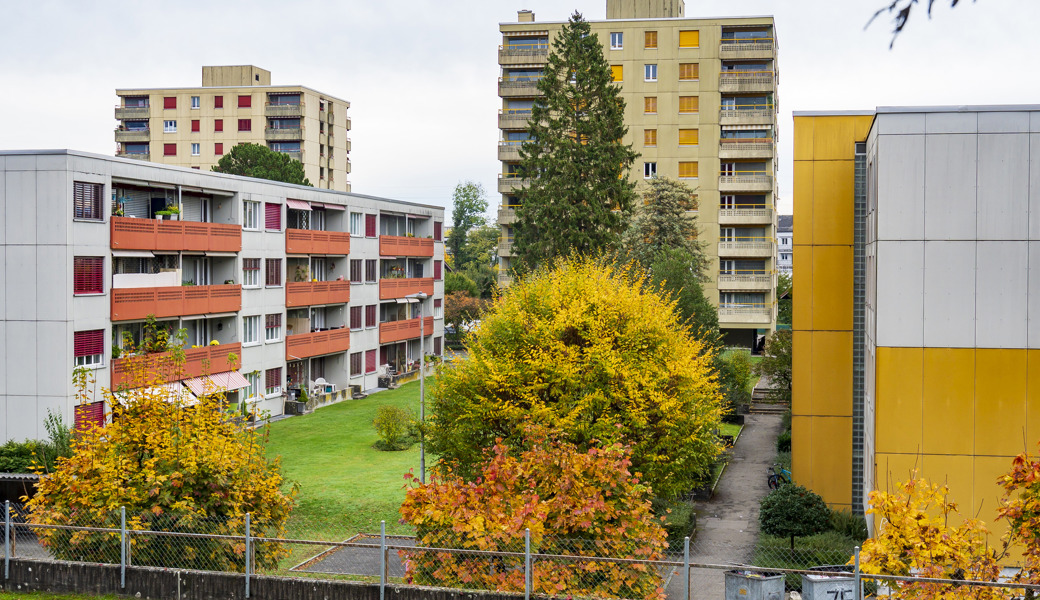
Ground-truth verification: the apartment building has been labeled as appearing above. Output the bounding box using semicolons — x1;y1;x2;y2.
496;0;778;346
793;106;1040;532
115;66;351;192
0;150;444;444
777;214;792;275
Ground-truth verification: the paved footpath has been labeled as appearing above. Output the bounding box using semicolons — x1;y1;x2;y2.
665;412;784;600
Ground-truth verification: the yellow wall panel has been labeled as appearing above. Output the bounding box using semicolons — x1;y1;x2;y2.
811;331;853;416
973;456;1014;536
792;330;812;415
1028;350;1040;448
812;416;853;508
793;161;814;247
975;349;1028;457
811;245;854;331
791;415;813;487
874;452;923;496
793;116;815;162
812;160;855;246
812;115;874;161
875;347;923;454
793;246;813;330
923;349;975;456
922;454;974;526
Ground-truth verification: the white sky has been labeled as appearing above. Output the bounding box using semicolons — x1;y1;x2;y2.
3;0;1040;217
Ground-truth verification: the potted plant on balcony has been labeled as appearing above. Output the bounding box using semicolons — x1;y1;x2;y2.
156;204;180;221
294;265;310;282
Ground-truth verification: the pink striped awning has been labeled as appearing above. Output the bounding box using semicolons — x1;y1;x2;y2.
286;199;311;211
183;371;251;396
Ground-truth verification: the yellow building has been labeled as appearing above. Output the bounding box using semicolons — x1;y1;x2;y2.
115;65;351;192
794;107;1040;532
496;0;778;345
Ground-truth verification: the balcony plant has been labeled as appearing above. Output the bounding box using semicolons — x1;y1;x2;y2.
294;265;310;282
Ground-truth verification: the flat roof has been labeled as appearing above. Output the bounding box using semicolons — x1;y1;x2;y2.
501;15;774;26
792;110;875;117
116;85;350;106
0;150;440;211
795;105;1040;117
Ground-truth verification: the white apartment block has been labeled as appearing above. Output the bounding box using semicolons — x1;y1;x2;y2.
0;150;444;443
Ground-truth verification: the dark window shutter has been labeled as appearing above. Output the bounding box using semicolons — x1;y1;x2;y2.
350;306;362;329
214;119;223;132
434;336;442;355
365;349;377;373
433;222;442;241
164;143;176;156
434;298;442;308
215;143;223;155
238;119;251;132
380;346;388;365
366;304;377;328
74;257;104;294
164;97;176;109
74;330;104;357
238;95;252;108
365;214;376;237
214;95;223;108
265;203;281;230
191;119;200;132
75;401;105;432
434;260;442;280
73;181;103;220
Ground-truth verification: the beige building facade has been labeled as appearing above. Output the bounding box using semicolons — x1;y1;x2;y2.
497;1;778;344
116;66;351;192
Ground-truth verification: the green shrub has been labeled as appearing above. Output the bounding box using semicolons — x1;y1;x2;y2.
775;451;791;471
776;430;791;452
372;405;415;451
780;408;791;432
0;411;71;473
759;483;831;550
829;508;868;542
652;497;697;551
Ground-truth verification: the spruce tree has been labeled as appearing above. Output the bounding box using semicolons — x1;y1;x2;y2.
623;177;709;278
512;12;638;273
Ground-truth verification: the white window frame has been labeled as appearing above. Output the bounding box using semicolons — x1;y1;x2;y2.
243;200;260;230
644;64;657;82
191;143;200;156
610;32;623;49
191;96;200;109
265;369;282;397
75;352;104;368
163;120;177;133
244;372;261;402
265;315;282;343
242;315;261;346
349;212;363;236
242;258;260;288
644;162;657;179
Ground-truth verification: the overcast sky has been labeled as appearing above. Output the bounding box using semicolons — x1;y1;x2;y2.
3;0;1039;217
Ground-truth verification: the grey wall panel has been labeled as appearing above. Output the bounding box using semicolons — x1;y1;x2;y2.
977;134;1029;241
36;321;69;397
5;171;37;245
36;245;68;321
5;155;35;171
36;171;69;246
925;112;977;134
36;396;69;441
875;241;924;347
876;134;925;241
924;134;977;240
876;112;925;135
0;169;5;246
1030;135;1040;241
978;111;1030;134
5;396;38;442
923;240;976;348
5;321;37;396
975;241;1028;348
34;154;69;172
5;245;37;320
1029;242;1040;349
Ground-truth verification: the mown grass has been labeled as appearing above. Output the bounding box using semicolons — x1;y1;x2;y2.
0;593;122;600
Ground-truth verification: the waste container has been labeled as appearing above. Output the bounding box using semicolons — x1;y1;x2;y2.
725;570;784;600
801;572;856;600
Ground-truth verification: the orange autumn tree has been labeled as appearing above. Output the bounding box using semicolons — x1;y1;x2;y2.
997;444;1040;589
399;427;668;600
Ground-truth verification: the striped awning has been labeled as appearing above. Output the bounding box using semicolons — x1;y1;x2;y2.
286;199;311;211
318;202;346;211
503;30;548;36
183;371;251;396
722;124;772;131
112;250;155;258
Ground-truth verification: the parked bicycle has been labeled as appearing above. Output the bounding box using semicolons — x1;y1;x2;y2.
767;463;792;490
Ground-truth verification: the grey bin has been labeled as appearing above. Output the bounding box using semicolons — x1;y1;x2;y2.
801;573;856;600
725;570;785;600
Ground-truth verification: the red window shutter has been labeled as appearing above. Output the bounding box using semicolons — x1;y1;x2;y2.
191;119;200;132
434;336;442;356
74;330;104;357
265;203;281;230
365;214;377;237
379;346;388;365
266;367;281;389
215;143;223;155
434;298;442;308
164;143;176;156
433;222;442;241
214;119;223;132
434;260;442;280
74;401;105;432
238;95;252;108
238;119;251;132
366;304;377;328
350;306;363;329
365;349;377;373
164;96;176;109
74;257;103;294
214;95;224;109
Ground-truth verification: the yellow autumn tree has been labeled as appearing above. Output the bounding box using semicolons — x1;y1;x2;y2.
425;257;723;499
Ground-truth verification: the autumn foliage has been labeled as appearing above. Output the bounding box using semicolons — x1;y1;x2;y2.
399;427;667;600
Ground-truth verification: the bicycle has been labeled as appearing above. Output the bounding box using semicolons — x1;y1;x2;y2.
767;463;792;490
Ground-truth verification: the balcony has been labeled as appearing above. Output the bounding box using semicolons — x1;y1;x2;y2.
285;229;350;255
719;139;774;159
718;305;773;325
265;103;304;118
720;107;774;126
111;343;242;389
498;207;517;225
115;129;150;143
717;273;773;291
379;235;434;257
274;149;303;162
498;143;522;161
111;217;242;252
497;176;530;194
379;317;434;344
497;270;513;288
719;207;774;225
497;239;513;256
286;281;351;307
499;110;532;129
499;45;549;66
111;284;242;321
719;40;775;60
346;137;351;152
719;71;775;93
286;328;350;361
116;151;150;161
719;173;773;193
499;79;541;97
266;127;303;142
115;106;150;120
718;239;774;258
379;278;434;300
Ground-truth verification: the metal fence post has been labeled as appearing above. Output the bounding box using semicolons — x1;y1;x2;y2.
245;512;251;599
524;528;531;600
854;546;861;600
4;500;10;581
120;506;126;589
380;520;386;600
683;536;690;600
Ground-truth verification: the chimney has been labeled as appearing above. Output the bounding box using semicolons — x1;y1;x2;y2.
518;9;534;22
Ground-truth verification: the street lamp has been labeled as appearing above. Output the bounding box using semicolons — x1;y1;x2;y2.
405;291;429;483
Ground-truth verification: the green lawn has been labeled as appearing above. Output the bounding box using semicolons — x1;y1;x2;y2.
720;422;742;439
0;594;121;600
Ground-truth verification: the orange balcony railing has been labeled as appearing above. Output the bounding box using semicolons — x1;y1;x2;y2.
111;343;242;388
111;285;242;321
285;229;350;255
285;281;351;307
379;278;434;300
285;328;350;360
379;235;434;257
110;217;241;252
379;317;434;344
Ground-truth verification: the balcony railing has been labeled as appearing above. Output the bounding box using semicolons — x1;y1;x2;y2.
285;328;350;361
718;273;773;287
719;39;775;58
498;44;549;65
116;151;150;161
719;173;773;190
115;106;150;119
379;278;434;300
265;102;305;117
498;207;517;224
115;129;150;143
379;317;434;344
498;143;522;161
286;281;351;307
111;284;242;321
497;240;513;256
499;109;532;129
718;239;774;258
111;217;242;252
265;127;303;141
718;304;773;324
379;235;434;257
720;107;774;123
720;139;774;152
285;229;350;255
497;175;530;193
719;71;774;91
273;148;303;162
719;207;772;219
111;343;242;389
499;78;542;97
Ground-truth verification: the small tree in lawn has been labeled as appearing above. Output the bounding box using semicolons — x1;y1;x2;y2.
212;142;311;186
759;483;830;552
446;181;489;264
756;330;792;404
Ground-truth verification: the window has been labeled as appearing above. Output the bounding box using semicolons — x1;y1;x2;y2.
243;315;260;345
265;258;282;287
679;30;700;48
434;298;443;319
610;32;623;49
350;259;362;283
242;258;260;287
644;129;657;147
611;65;623;82
163;120;177;133
679;96;699;114
238;95;252;108
679;63;699;81
365;349;377;374
434;260;442;280
163;96;176;110
643;162;657;179
434;221;442;241
349;352;363;377
73;257;103;294
679;161;699;178
244;371;260;400
243;201;260;230
365;214;377;237
366;304;377;328
644;97;657;114
264;202;281;230
191;119;200;132
214;95;224;109
644;31;658;49
74;330;104;367
350;306;363;330
214;119;223;132
265;367;282;396
73;181;104;220
265;313;282;342
238;119;252;132
164;143;176;156
191;143;200;156
191;96;200;109
215;143;224;155
644;64;657;82
434;336;442;356
365;259;377;283
679;129;699;146
349;212;363;236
